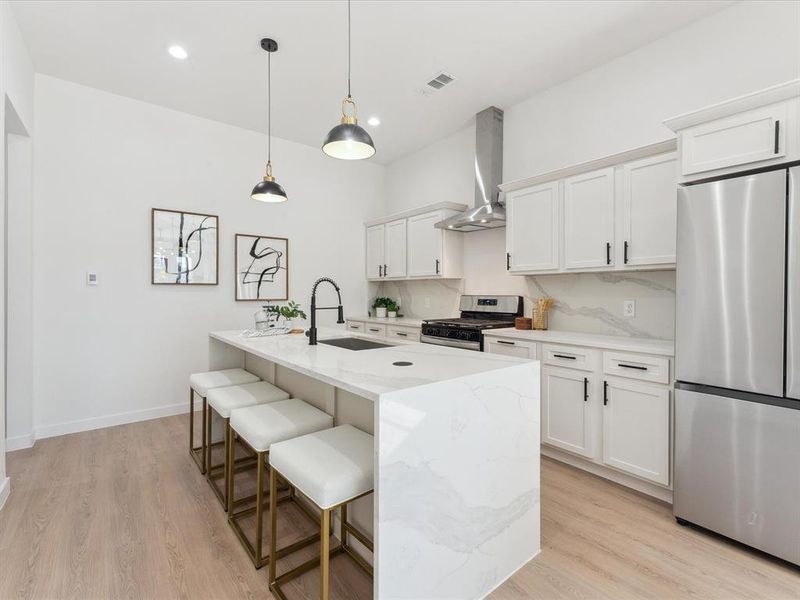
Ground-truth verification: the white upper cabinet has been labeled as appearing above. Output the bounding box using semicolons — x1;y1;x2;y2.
621;153;678;267
563;168;615;270
407;211;442;277
665;80;800;183
384;219;407;278
365;224;385;281
506;181;560;273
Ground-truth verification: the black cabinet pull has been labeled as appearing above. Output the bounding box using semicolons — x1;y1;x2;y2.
624;241;629;264
553;353;576;360
583;377;588;402
506;252;511;270
369;328;380;332
378;265;382;277
775;120;781;154
435;258;440;274
618;363;648;371
603;380;609;406
349;325;359;329
384;264;388;277
396;332;408;337
497;340;515;346
606;242;611;265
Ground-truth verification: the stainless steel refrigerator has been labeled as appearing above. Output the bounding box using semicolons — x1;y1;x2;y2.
674;166;800;566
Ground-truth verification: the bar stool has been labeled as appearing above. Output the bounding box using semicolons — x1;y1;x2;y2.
188;368;260;473
206;381;290;509
228;398;334;568
268;424;374;600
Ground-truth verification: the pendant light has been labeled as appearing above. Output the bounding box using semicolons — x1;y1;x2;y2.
322;0;376;160
251;38;288;202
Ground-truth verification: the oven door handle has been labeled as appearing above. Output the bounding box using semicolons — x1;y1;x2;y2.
420;334;480;350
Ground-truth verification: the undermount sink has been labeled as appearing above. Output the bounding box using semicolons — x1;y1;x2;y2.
318;337;392;351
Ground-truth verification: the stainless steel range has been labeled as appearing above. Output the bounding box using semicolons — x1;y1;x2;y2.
421;295;523;351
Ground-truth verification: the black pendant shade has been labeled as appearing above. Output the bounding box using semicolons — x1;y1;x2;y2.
251;38;287;203
322;120;376;160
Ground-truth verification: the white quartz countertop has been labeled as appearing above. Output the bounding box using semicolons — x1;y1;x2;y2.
345;315;426;327
484;328;674;356
211;328;533;401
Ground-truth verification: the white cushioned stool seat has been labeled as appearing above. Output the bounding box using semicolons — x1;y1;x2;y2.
230;399;333;453
269;424;374;509
189;368;260;397
207;381;290;419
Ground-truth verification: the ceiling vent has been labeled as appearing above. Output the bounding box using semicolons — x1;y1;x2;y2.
426;71;455;91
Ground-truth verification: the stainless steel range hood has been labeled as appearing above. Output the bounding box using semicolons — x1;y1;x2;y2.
435;106;505;232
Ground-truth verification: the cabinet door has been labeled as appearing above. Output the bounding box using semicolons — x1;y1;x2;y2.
506;182;560;272
365;225;385;280
384;219;407;278
484;337;537;359
563;168;615;269
407;211;443;277
603;378;670;485
621;153;678;267
541;366;595;458
681;103;787;176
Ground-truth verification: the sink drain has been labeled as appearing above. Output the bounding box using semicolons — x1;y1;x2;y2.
392;361;413;367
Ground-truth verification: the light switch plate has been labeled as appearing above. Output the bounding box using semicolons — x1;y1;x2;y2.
623;300;635;317
87;272;98;286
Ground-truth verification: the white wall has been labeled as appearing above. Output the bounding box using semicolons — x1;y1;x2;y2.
0;0;35;504
30;74;384;440
380;0;800;339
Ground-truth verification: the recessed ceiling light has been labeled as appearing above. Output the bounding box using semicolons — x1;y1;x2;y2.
367;116;380;127
168;45;188;60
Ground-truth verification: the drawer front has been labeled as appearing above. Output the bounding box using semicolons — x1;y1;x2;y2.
387;325;420;342
603;351;670;384
542;344;597;372
364;323;387;337
681;103;787;176
346;321;365;333
485;337;537;359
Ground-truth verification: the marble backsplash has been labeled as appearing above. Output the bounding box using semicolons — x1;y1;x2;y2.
371;270;676;340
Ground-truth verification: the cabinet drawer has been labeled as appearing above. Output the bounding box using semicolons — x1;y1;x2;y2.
364;323;387;337
346;321;365;333
603;351;670;384
542;344;597;371
387;325;420;342
485;337;537;359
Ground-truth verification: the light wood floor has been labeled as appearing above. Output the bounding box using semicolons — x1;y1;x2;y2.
1;414;798;600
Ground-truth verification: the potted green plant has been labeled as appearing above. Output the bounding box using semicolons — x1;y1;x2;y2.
373;297;393;318
386;299;399;318
265;301;307;330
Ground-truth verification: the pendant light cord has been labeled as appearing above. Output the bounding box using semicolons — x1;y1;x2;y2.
347;0;351;98
267;49;272;164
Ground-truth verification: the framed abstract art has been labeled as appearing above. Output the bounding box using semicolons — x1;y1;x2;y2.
152;208;219;285
235;234;289;301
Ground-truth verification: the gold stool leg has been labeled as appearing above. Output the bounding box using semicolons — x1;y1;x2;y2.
255;451;265;562
201;397;207;473
226;422;237;512
320;508;330;600
269;466;278;585
205;403;213;479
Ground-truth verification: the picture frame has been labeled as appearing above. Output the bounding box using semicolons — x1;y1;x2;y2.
235;233;289;301
151;208;219;285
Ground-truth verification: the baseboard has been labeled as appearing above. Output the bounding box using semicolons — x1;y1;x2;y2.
0;477;10;512
542;445;673;504
6;432;36;452
34;401;193;442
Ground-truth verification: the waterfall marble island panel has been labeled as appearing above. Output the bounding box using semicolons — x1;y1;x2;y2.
209;329;541;599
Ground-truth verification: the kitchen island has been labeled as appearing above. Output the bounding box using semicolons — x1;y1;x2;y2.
209;328;540;599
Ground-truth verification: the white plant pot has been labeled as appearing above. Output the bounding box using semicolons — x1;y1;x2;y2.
388;311;397;318
375;307;387;318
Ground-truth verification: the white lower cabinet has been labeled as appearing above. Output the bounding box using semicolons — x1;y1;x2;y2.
541;366;596;459
602;377;670;486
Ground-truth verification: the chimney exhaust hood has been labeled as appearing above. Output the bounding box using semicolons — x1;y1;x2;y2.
435;106;505;232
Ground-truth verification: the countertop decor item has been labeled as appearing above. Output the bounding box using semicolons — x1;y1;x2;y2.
321;0;376;160
373;296;394;318
515;317;532;330
235;234;288;300
266;300;307;333
251;38;288;202
152;208;218;285
533;297;554;330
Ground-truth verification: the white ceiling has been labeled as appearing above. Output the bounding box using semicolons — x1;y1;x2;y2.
11;0;731;164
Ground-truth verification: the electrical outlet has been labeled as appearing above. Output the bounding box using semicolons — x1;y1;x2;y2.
87;272;98;286
623;300;635;318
